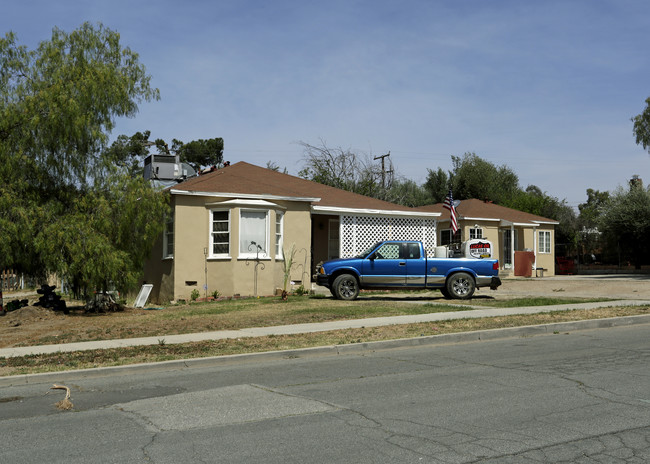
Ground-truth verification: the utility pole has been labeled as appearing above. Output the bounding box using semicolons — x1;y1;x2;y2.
374;152;391;189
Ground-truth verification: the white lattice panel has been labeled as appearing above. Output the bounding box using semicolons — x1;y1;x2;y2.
340;216;437;257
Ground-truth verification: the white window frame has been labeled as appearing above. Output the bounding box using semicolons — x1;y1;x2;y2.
163;212;174;259
239;209;270;259
469;227;483;240
539;230;551;254
210;209;230;258
275;211;284;259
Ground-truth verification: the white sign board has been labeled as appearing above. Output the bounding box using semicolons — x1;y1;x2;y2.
134;284;153;308
467;240;493;259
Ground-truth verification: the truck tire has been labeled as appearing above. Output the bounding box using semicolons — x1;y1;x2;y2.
332;274;359;300
446;272;475;299
440;287;451;299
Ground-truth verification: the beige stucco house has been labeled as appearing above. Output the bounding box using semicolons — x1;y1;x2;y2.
414;199;559;276
143;162;440;302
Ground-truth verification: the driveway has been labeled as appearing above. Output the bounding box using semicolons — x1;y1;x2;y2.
314;274;650;301
497;274;650;300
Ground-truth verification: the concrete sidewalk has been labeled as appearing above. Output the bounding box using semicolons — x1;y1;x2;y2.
2;299;650;358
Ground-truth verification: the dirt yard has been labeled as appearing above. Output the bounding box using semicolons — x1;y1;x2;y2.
1;275;649;349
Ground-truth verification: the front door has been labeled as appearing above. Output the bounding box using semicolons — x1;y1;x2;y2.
503;230;512;266
502;229;519;267
328;219;340;260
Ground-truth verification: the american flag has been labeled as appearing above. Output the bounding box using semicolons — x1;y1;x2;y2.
443;189;459;234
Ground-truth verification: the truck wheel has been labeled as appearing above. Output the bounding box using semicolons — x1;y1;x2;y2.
332;274;359;300
446;272;475;299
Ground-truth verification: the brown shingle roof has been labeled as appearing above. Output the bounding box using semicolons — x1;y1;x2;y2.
172;161;418;212
414;198;558;225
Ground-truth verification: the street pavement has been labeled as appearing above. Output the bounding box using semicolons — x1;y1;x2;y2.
2;322;650;463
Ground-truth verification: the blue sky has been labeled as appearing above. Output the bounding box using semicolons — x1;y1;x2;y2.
4;0;650;207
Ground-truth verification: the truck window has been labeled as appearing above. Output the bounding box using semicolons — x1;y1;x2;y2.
374;243;400;260
405;243;420;259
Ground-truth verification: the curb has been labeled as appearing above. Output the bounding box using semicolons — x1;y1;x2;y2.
2;314;649;387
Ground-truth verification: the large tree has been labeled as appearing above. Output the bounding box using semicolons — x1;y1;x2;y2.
0;23;167;295
423;167;450;204
173;138;224;172
449;152;520;204
633;96;650;152
598;183;650;268
106;131;224;176
576;188;609;261
423;153;520;205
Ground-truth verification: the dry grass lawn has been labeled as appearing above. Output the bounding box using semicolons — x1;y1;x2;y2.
2;277;649;376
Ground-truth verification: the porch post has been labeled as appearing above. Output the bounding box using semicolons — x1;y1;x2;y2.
533;227;538;271
510;225;515;270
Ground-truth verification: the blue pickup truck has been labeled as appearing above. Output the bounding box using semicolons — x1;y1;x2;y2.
315;240;501;300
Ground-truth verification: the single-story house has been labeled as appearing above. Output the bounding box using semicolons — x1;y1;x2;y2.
414;199;559;276
143;161;440;302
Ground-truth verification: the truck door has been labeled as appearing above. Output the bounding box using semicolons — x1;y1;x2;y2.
361;242;406;287
404;242;427;287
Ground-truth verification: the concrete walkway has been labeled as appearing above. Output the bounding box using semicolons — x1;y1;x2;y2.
2;299;650;358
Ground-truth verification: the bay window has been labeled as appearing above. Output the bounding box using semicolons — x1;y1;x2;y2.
240;210;268;257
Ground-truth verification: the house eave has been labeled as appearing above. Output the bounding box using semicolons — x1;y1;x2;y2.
500;220;540;227
312;205;440;218
460;217;501;222
170;189;320;203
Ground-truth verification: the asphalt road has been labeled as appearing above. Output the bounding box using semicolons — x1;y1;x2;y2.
2;323;650;463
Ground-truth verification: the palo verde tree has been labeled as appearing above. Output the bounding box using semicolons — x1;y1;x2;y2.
0;23;168;296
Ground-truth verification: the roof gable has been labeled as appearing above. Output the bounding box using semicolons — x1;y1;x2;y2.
414;198;559;225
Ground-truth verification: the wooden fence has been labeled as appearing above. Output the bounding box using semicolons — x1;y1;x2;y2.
1;269;23;291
